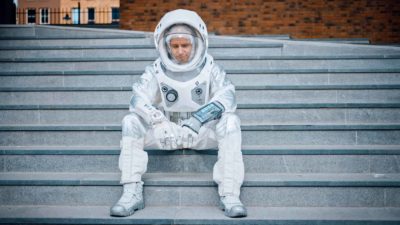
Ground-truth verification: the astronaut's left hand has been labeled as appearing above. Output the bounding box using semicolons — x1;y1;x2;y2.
180;126;198;148
153;120;181;149
181;117;201;148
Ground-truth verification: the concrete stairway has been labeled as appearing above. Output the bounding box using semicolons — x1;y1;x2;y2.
1;25;400;224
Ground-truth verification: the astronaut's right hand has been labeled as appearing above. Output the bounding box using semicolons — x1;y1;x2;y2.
152;120;181;150
180;126;198;149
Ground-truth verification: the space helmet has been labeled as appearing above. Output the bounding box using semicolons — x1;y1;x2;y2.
154;9;208;72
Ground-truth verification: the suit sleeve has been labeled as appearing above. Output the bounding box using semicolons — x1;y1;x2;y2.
209;64;237;113
129;65;163;123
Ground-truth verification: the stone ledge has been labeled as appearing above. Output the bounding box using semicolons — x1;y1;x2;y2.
1;145;400;155
1;172;400;187
1;84;400;92
1;103;399;110
2;55;400;62
1;205;399;225
0;43;283;50
0;124;399;131
1;69;400;76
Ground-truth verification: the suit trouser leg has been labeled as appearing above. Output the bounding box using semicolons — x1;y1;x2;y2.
212;113;244;197
119;113;148;184
118;111;245;196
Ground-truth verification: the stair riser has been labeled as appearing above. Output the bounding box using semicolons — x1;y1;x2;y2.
283;44;400;56
2;73;400;88
1;130;399;146
0;37;281;47
0;38;154;47
0;27;141;38
2;108;400;125
1;59;399;72
1;155;399;173
0;27;35;38
0;186;398;207
1;90;399;105
0;48;282;58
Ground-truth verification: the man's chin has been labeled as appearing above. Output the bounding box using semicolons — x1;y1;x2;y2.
177;60;189;64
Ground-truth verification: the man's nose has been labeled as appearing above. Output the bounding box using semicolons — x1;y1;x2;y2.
178;47;184;54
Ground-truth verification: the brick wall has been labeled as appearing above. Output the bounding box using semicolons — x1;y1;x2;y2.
120;0;400;44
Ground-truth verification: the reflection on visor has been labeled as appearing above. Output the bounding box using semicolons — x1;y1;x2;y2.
165;33;194;45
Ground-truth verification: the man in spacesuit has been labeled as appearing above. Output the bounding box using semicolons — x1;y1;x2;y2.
110;9;247;218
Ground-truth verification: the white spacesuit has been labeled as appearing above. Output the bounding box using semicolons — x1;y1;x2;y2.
110;9;247;218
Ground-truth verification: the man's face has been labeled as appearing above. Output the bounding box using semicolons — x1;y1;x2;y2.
169;37;193;64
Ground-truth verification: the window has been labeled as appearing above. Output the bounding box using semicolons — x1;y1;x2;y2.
40;8;49;24
27;9;36;24
72;8;79;24
88;8;95;24
112;7;119;24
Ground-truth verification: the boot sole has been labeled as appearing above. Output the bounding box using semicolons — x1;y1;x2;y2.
219;201;247;218
110;201;145;217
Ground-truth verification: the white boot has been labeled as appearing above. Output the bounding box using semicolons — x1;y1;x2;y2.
219;195;247;218
110;182;144;217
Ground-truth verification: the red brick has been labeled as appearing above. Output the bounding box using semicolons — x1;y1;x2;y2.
120;0;400;43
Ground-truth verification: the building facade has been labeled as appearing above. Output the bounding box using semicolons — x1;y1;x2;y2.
17;0;120;25
119;0;400;44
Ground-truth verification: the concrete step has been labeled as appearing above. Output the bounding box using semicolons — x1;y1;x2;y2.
2;145;400;155
1;72;400;88
1;205;399;225
209;36;400;56
1;58;400;72
2;150;399;173
0;172;399;207
2;84;400;91
1;124;399;131
1;68;399;75
2;103;399;111
0;26;36;38
0;42;283;49
0;47;283;59
0;125;399;146
1;89;399;105
0;25;147;39
0;38;154;47
1;108;400;125
0;31;287;47
2;25;400;56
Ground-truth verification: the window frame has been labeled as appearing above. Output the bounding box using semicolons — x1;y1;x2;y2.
88;7;95;24
26;8;36;24
40;8;50;24
111;7;119;24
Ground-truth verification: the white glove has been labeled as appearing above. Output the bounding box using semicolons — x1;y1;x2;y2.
153;120;181;150
181;117;201;149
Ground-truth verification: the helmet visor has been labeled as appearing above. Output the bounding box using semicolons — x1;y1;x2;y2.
158;24;206;72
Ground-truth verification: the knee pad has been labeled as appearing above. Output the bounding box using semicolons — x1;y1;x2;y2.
215;113;241;139
122;113;147;138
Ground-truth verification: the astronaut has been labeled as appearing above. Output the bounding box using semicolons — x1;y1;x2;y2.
110;9;247;218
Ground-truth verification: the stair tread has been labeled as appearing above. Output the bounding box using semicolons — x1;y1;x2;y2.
0;43;283;49
3;55;400;60
1;103;400;109
2;144;399;150
1;68;400;76
2;145;400;155
2;84;400;91
0;124;399;131
1;172;399;187
0;205;399;224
